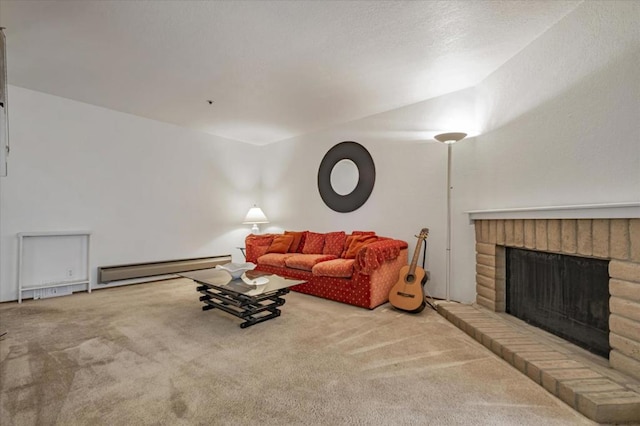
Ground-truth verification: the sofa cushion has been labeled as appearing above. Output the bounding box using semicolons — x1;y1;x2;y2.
285;230;307;253
257;253;296;268
267;234;294;253
323;231;346;256
352;231;376;236
343;234;379;259
302;232;325;254
312;258;355;278
285;254;337;271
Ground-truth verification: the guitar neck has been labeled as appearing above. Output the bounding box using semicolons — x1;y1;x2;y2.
408;240;422;275
408;229;428;275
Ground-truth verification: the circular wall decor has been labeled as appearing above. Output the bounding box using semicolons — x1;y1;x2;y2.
317;141;375;213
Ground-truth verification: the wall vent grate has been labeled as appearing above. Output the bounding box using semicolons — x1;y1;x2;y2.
33;286;73;299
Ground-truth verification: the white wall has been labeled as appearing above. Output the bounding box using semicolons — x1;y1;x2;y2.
0;86;261;302
473;0;639;208
260;88;477;301
451;0;640;301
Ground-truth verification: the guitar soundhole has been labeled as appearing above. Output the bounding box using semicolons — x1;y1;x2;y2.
406;275;415;283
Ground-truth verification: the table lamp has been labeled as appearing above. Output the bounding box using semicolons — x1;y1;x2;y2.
243;205;269;233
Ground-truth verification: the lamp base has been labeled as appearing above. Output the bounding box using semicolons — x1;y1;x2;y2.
251;224;260;234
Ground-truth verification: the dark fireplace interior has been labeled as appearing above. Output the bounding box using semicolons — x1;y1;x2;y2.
506;248;610;358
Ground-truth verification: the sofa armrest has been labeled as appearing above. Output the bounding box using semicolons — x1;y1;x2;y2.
354;239;409;274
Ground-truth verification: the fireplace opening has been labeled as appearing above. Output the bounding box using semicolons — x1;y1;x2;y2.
506;248;610;358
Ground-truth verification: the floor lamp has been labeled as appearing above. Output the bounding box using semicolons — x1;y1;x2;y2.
434;132;467;301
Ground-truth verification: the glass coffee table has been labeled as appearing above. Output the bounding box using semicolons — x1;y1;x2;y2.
178;268;305;328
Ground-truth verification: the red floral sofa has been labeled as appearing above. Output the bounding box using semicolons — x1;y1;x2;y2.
245;231;408;309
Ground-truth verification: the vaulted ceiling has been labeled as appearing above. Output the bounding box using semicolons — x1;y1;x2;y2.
1;0;581;144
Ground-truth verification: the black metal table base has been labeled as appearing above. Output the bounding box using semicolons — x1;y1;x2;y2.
196;284;289;328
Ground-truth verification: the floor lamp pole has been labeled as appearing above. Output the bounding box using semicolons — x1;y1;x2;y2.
445;144;452;302
434;132;467;303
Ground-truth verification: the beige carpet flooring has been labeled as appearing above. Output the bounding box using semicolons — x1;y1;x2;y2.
0;278;595;425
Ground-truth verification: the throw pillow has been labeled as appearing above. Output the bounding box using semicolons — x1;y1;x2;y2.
302;232;325;254
343;234;378;259
341;234;356;258
352;231;376;236
297;231;308;253
266;235;294;254
245;234;274;263
284;230;306;253
323;231;346;256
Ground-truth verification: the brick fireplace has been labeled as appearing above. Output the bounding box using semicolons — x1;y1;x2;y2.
471;213;640;381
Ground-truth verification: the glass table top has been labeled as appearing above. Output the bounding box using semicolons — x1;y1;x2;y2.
178;268;305;297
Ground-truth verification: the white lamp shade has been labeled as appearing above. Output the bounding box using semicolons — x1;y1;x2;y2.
434;132;467;144
243;206;269;224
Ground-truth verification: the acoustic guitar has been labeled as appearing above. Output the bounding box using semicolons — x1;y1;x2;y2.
389;228;429;313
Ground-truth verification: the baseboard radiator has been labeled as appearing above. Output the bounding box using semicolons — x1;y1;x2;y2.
98;255;231;283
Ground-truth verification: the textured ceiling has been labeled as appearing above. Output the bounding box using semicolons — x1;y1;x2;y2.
1;0;581;144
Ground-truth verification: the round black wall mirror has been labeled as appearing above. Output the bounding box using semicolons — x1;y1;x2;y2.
317;141;375;213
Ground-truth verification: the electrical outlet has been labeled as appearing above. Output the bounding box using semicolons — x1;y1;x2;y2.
67;268;74;278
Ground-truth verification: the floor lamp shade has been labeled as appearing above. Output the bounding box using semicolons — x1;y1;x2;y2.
243;206;269;233
434;132;467;144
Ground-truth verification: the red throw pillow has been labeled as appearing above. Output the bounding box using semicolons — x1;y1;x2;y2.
302;232;325;254
343;234;378;259
341;235;356;258
297;231;308;253
245;234;274;263
284;230;306;253
266;235;294;254
323;231;346;256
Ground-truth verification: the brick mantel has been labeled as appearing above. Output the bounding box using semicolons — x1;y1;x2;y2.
472;217;640;380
